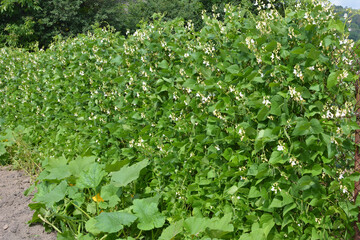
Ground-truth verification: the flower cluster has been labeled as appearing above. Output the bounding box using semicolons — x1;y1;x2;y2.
288;86;304;103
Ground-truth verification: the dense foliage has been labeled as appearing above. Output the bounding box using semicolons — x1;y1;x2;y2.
0;0;294;49
0;0;360;239
0;0;122;48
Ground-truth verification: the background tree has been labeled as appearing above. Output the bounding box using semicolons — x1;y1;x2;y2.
0;0;123;48
334;5;360;41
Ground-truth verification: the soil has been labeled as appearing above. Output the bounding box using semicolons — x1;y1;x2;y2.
0;166;57;240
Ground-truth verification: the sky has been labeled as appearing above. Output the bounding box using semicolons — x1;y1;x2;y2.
327;0;360;9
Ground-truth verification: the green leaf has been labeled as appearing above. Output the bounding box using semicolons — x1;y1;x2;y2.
226;185;238;195
226;64;240;74
35;180;68;205
327;71;340;89
68;156;96;178
206;214;234;238
200;67;212;79
183;217;210;235
269;151;288;165
111;159;149;187
309;119;323;134
77;163;106;189
208;214;234;232
297;175;315;191
133;196;165;230
248;186;261;198
85;218;101;235
270;98;282;116
260;214;275;237
257;106;270;121
292;119;311;136
328;19;345;33
283;203;297;216
265;40;277;52
159;60;169;69
0;143;6;156
159;220;184;240
101;183;121;207
86;212;137;234
291;47;305;54
269;198;283;208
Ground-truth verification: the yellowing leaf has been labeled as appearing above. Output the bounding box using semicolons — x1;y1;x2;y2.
92;193;104;202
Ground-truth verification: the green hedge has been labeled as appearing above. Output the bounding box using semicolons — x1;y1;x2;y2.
0;0;359;239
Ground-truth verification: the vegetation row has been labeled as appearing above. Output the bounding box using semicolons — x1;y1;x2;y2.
0;0;360;239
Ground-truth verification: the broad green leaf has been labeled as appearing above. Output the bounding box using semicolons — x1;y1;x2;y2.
111;159;149;187
297;175;315;191
309;119;323;134
248;186;261;198
265;40;277;52
226;185;238;195
99;184;121;207
226;64;240;74
133;196;165;230
328;19;345;33
257;106;270;121
207;213;234;233
307;49;320;60
270;99;282;116
269;198;283;208
291;47;305;54
35;180;68;205
269;151;287;165
327;71;340;89
260;214;275;237
200;67;212;79
183;217;210;235
283;203;297;216
159;60;169;69
85;218;101;235
77;163;106;189
68;156;97;178
292;119;311;136
159;220;184;240
86;212;137;234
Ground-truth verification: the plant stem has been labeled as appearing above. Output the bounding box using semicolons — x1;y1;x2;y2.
37;214;62;233
71;202;91;219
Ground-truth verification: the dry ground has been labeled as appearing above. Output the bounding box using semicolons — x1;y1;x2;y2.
0;166;57;240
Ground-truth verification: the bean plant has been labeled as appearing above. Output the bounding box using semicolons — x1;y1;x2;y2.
0;0;359;239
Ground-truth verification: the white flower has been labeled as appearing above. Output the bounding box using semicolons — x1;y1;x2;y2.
215;145;220;151
326;110;333;119
277;145;285;151
262;96;271;106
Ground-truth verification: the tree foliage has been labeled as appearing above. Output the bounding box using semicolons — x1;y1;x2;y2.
0;0;297;49
0;0;122;48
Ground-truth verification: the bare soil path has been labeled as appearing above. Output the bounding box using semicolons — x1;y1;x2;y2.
0;166;57;240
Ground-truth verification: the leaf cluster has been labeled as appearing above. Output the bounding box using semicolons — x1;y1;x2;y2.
0;0;359;239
